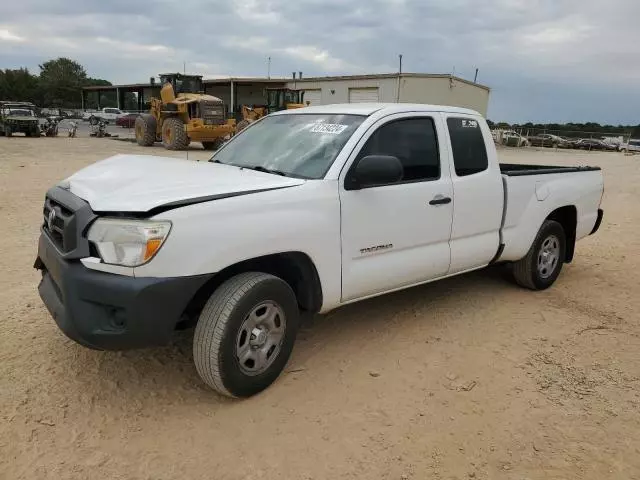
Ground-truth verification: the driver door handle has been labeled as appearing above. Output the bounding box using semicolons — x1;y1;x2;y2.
429;196;452;206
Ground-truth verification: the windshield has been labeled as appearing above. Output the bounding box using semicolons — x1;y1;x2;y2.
211;114;365;179
7;108;34;116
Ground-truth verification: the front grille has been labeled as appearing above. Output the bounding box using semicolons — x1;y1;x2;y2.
41;187;96;260
43;197;76;253
201;102;225;125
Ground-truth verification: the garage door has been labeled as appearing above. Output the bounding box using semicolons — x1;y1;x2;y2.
348;87;379;103
303;89;322;106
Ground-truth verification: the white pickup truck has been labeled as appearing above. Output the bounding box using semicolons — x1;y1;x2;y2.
35;103;604;398
82;107;124;124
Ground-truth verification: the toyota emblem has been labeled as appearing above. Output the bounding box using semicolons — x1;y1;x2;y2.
47;209;56;231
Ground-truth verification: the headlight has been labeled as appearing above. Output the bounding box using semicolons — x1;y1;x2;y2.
87;218;171;267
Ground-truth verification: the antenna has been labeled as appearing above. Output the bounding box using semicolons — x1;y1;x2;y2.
267;56;271;79
474;68;479;83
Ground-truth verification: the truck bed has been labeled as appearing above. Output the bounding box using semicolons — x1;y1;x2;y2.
500;163;601;176
498;163;604;263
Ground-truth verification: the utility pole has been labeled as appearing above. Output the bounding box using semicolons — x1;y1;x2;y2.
474;68;479;83
396;54;403;102
267;57;271;79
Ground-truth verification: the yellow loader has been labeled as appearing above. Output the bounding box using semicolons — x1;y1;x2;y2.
236;88;307;132
135;73;236;150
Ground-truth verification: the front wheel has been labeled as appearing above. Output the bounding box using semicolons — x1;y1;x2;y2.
193;272;300;398
512;220;566;290
161;117;188;150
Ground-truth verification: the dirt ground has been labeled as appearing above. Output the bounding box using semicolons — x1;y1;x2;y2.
1;136;639;480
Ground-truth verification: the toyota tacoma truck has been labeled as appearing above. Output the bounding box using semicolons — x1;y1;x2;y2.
34;104;604;398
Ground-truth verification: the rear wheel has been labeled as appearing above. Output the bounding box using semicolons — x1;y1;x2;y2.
512;220;566;290
135;114;157;146
193;272;300;398
161;117;188;150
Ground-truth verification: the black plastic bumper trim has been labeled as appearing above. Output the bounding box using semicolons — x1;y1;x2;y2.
590;209;603;235
35;233;213;350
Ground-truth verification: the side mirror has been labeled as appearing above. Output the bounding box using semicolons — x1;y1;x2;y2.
346;155;404;190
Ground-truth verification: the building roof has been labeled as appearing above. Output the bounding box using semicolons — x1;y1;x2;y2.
82;77;287;91
82;73;488;92
293;73;490;91
272;103;481;117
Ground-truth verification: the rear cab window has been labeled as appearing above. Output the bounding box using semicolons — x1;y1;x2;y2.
447;117;488;176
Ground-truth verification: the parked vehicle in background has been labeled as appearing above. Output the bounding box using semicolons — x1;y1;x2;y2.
40;108;68;119
619;139;640;153
574;139;614;151
527;134;569;148
35;103;604;398
560;137;580;148
502;130;529;147
0;101;40;137
83;108;125;125
115;113;139;128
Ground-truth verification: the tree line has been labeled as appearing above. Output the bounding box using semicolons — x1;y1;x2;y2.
0;57;118;110
487;120;639;138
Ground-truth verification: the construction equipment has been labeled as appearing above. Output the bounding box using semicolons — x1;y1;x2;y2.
135;73;236;150
236;88;306;132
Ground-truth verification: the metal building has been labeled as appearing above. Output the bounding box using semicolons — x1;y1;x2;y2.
81;73;490;118
287;73;490;116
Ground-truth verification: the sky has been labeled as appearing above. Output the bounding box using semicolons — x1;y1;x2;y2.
1;0;638;124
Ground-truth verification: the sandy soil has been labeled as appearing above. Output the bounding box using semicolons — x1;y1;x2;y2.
1;136;639;480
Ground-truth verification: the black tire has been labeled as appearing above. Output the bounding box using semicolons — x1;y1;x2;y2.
194;272;300;398
201;138;224;150
161;117;188;150
135;114;157;147
5;126;12;137
512;220;566;290
236;119;251;133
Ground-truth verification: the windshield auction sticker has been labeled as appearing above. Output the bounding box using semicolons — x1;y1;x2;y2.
309;123;349;134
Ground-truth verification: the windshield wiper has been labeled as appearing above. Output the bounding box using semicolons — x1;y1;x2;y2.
245;165;288;177
209;160;292;178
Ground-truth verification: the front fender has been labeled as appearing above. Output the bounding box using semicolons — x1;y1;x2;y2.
134;181;343;310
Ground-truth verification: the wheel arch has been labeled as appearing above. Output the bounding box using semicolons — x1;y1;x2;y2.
180;251;323;327
546;205;577;262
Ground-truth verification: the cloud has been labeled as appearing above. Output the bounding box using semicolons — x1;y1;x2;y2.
0;0;638;123
0;28;25;42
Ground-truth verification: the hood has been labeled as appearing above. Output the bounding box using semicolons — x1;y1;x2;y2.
65;154;305;213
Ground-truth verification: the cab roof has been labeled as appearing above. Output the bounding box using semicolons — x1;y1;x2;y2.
273;103;481;117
